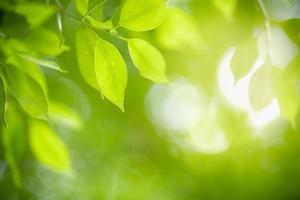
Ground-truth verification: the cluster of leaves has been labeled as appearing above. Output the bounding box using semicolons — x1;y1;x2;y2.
0;0;168;187
230;0;300;125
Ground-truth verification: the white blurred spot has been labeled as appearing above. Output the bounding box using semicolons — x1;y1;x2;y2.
217;48;281;128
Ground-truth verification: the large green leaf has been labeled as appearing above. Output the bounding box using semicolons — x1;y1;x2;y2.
1;107;25;187
128;38;167;83
75;0;89;15
118;0;166;31
249;64;275;111
231;38;258;81
95;38;127;111
14;2;55;28
29;120;71;173
6;66;48;119
76;28;99;90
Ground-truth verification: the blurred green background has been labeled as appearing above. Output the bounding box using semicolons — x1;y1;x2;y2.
1;0;300;199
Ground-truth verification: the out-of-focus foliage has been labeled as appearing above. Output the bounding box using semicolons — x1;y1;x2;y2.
0;0;300;199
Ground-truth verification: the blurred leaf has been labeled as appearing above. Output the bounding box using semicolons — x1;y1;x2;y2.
75;0;89;15
249;64;275;111
262;0;300;21
6;66;48;119
49;101;82;131
231;38;258;81
118;0;166;31
23;27;64;56
14;2;55;28
155;8;203;51
212;0;237;20
29;120;71;173
19;54;67;73
95;38;127;111
128;38;167;83
76;28;99;90
0;38;31;56
1;107;25;187
6;54;47;95
0;77;6;124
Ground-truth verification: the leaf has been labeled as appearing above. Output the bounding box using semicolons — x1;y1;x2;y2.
95;38;127;111
128;38;167;83
19;54;67;73
75;0;89;15
0;77;6;124
249;64;275;111
23;28;64;56
14;2;55;28
29;120;71;173
155;8;203;51
261;0;300;21
76;28;99;90
118;0;166;31
212;0;237;20
231;38;258;81
6;54;48;95
6;66;48;119
1;107;25;187
49;102;82;131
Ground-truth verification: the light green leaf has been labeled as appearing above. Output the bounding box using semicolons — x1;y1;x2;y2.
95;38;127;111
29;120;71;173
76;28;99;90
2;107;25;187
14;2;55;28
249;64;275;111
23;28;63;56
231;38;258;81
212;0;237;20
128;38;167;83
19;54;67;73
118;0;167;31
75;0;89;15
49;101;82;131
155;8;203;51
6;66;48;119
261;0;300;21
0;77;6;124
6;54;47;95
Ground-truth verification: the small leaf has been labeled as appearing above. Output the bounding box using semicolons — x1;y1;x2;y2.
128;38;167;83
231;38;258;81
249;64;275;111
1;107;25;187
29;120;71;173
14;2;55;28
118;0;166;31
212;0;237;20
76;28;99;90
95;38;127;111
6;66;48;119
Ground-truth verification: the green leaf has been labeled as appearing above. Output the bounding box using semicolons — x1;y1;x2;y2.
76;0;89;15
128;38;167;83
76;28;99;90
249;64;275;111
95;38;127;111
49;101;82;131
212;0;237;20
6;54;48;95
231;38;258;81
6;66;48;119
29;120;71;173
118;0;166;31
14;2;55;28
155;8;203;51
1;107;25;187
0;77;6;124
23;28;63;56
